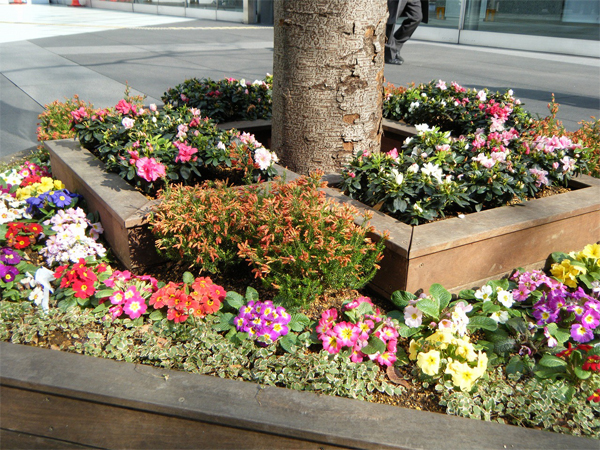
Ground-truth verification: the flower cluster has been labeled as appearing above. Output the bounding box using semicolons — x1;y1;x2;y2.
15;177;65;201
3;221;44;251
149;276;226;323
162;74;273;123
0;193;31;224
40;207;106;266
54;258;110;300
234;300;291;346
100;270;158;320
73;100;277;195
409;329;488;392
25;188;80;217
472;283;516;325
316;297;399;367
0;246;21;283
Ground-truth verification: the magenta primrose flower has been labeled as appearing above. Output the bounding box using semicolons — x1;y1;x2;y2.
234;300;291;346
123;297;147;319
571;323;594;343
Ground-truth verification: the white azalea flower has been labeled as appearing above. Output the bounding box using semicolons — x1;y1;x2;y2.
390;168;403;185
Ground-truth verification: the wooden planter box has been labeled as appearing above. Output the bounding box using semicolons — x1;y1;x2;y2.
47;117;600;295
1;342;596;449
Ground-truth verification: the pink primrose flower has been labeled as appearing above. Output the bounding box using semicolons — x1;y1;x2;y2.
110;290;125;305
136;157;166;182
333;321;360;347
124;298;147;319
321;332;343;354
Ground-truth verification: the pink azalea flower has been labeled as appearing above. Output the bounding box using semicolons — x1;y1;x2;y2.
136;157;166;182
386;148;399;159
173;141;198;163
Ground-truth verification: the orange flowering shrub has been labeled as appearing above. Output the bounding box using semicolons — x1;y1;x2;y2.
150;173;386;309
36;95;95;147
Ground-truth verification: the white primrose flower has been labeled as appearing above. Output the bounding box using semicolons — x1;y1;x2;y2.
404;305;423;328
491;310;510;324
475;285;493;302
497;289;515;308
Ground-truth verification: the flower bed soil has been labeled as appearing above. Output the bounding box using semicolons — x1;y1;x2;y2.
1;341;596;450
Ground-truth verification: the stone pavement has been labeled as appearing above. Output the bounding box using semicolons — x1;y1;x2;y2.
1;4;599;160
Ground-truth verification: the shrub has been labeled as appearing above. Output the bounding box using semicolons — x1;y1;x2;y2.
340;124;589;225
525;95;600;178
150;173;386;309
36;95;94;146
162;75;273;123
383;80;533;136
72;101;278;195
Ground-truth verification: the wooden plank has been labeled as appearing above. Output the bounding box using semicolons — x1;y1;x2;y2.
2;342;597;450
406;211;600;293
1;387;343;450
0;429;97;449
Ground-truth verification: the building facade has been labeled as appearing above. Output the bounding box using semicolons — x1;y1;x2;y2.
57;0;599;57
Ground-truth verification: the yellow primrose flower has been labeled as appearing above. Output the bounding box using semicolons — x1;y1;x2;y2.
416;349;441;376
455;339;478;362
579;243;600;261
53;179;65;190
15;185;34;200
408;339;420;361
426;329;454;349
446;360;479;392
550;259;586;288
476;351;488;377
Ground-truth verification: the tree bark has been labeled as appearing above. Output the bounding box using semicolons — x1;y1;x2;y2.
272;0;388;175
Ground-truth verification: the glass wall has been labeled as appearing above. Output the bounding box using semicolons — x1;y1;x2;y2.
419;0;600;41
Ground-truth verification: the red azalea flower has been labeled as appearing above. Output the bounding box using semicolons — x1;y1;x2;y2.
72;280;96;299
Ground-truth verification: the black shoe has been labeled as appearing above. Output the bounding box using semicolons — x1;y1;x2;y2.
385;56;404;65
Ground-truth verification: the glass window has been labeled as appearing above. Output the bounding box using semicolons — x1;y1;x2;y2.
462;0;599;40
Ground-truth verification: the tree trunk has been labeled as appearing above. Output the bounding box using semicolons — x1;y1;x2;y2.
272;0;388;175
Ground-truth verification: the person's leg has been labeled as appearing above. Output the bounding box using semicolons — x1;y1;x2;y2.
385;0;403;61
392;0;423;52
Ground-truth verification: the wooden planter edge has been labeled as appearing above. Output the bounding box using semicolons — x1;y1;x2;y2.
1;342;596;450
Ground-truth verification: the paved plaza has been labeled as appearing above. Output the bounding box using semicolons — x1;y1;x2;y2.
1;4;599;159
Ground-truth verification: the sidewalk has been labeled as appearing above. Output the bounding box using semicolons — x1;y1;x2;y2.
1;4;599;159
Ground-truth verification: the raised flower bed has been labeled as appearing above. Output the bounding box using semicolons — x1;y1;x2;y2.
1;341;596;449
46;136;600;297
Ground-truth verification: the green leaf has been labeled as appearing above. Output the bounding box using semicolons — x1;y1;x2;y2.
396;323;420;338
416;298;439;320
390;290;416;308
360;335;387;355
279;333;298;353
213;312;235;332
429;283;451;310
505;317;528;335
458;289;476;300
224;291;245;310
573;366;592;380
149;309;164;321
94;289;115;299
245;286;259;302
534;366;563;380
538;354;568;368
505;356;525;375
289;313;310;332
182;271;195;285
467;315;498;331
